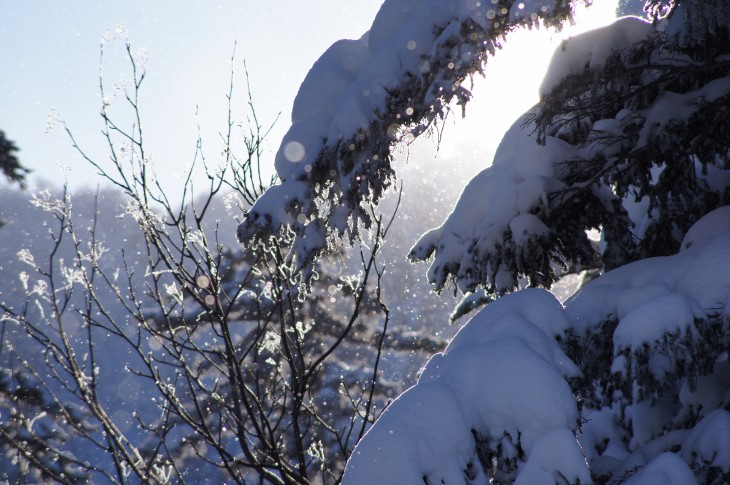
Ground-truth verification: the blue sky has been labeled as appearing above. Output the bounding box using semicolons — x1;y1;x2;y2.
0;1;382;198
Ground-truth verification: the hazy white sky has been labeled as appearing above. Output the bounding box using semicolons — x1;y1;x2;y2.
1;0;619;200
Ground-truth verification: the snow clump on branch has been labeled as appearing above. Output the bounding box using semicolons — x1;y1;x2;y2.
344;207;730;483
237;0;584;275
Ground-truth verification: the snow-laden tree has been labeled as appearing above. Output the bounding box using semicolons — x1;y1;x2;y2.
238;0;730;483
237;0;730;296
411;1;730;296
237;0;587;276
346;207;730;484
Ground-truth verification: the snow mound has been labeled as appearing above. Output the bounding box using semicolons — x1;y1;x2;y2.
567;206;730;334
514;427;591;485
613;291;697;351
622;452;697;485
680;205;730;252
444;288;578;377
345;209;730;483
343;289;582;483
540;16;654;96
681;409;730;473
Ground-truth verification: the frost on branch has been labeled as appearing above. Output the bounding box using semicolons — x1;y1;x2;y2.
237;0;584;270
411;7;730;296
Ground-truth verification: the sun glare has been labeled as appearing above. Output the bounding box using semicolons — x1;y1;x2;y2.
435;0;620;163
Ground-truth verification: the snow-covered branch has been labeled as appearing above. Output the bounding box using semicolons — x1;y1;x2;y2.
237;0;585;277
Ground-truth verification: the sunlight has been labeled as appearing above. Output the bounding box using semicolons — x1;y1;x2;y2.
436;0;620;163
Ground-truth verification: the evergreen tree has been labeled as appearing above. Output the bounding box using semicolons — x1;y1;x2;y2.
0;130;30;188
408;0;730;295
238;1;730;483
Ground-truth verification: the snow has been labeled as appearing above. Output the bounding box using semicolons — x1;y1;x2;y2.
275;112;331;181
343;289;581;483
681;205;730;252
344;209;730;483
637;75;730;149
443;289;577;379
679;359;730;415
343;382;475;483
564;207;730;337
579;406;629;463
625;399;677;448
268;0;522;187
539;16;654;96
236;2;730;482
291;39;370;125
665;0;730;48
509;213;550;245
407;13;730;297
409;115;572;292
514;427;591;485
239;0;579;271
681;409;730;472
622;452;697;485
613;291;697;351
